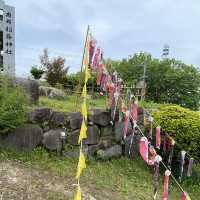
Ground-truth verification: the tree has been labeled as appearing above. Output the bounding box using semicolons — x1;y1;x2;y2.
115;52;200;110
30;66;44;80
39;49;69;87
45;57;69;87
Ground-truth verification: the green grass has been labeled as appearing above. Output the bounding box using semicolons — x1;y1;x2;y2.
139;100;161;110
37;95;106;112
0;148;199;200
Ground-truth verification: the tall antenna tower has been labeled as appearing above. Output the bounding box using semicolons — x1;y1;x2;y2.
162;44;170;59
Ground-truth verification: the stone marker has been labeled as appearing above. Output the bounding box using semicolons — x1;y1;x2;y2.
13;77;39;104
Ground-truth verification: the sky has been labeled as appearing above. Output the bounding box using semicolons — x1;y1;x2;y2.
5;0;200;77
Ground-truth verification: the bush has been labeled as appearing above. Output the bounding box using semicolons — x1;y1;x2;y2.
153;105;200;158
0;77;28;133
30;66;44;80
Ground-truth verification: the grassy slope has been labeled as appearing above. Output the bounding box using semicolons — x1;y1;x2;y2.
1;148;199;200
0;149;174;199
25;96;200;199
37;95;106;112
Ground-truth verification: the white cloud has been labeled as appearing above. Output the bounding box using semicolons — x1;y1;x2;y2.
5;0;200;76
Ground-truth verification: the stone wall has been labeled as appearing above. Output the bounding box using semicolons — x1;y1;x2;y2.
0;107;145;160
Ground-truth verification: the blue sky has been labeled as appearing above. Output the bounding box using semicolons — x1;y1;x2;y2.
6;0;200;77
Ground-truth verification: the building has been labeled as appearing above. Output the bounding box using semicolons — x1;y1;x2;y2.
0;0;15;76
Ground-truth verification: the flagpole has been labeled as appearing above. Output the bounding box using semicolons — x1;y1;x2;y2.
75;25;90;110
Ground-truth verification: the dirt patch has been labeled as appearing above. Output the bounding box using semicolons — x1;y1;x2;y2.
0;160;123;200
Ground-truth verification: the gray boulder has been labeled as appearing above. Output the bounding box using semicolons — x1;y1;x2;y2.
28;108;53;124
97;136;116;149
49;111;66;128
0;124;43;151
88;145;99;156
97;145;122;160
114;121;132;142
84;125;100;145
69;112;83;130
68;129;80;146
39;86;65;99
13;78;39;104
124;133;141;158
64;146;88;159
48;88;65;99
42;129;66;152
68;125;100;145
89;109;111;127
39;86;51;96
100;125;113;137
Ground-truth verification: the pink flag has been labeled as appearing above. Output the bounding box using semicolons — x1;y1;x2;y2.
156;126;161;149
92;47;101;71
108;82;114;106
162;170;171;200
139;137;155;166
96;61;103;86
181;192;187;200
131;100;138;121
100;68;110;93
89;38;97;68
123;110;130;138
181;192;191;200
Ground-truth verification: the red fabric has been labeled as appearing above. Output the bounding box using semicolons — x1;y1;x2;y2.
89;38;96;67
131;101;138;121
108;83;114;106
156;126;161;149
92;47;101;71
139;137;155;166
96;62;103;85
181;192;187;200
162;170;171;200
123;110;130;138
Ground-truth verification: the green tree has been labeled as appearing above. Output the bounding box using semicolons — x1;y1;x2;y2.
115;52;200;110
30;66;44;80
40;49;69;87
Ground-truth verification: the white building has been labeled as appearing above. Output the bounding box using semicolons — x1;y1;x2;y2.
0;0;15;76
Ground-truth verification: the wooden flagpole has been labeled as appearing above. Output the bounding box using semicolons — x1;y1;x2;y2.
74;25;90;110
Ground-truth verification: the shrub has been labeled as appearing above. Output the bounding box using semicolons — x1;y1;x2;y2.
153;105;200;158
0;77;28;133
30;66;44;80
